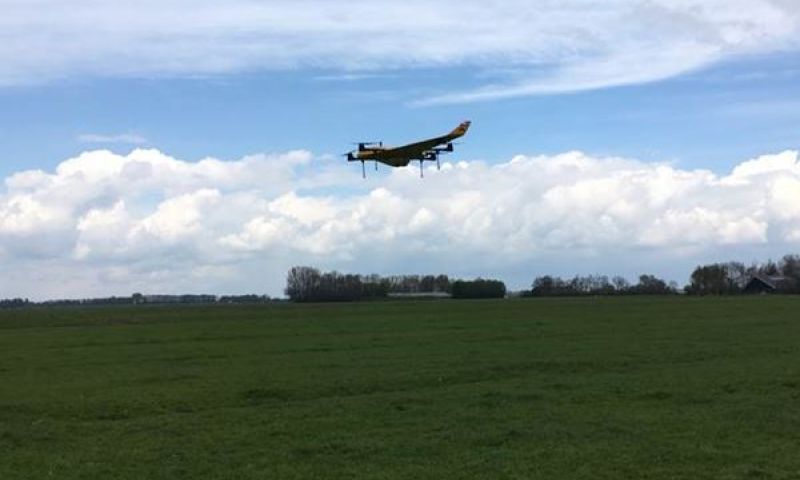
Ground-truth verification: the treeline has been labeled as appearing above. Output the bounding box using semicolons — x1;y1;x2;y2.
218;294;273;304
133;294;272;304
285;266;506;302
0;298;31;309
49;296;141;306
687;254;800;294
383;274;451;294
5;254;799;308
523;274;677;297
285;267;390;302
524;254;800;297
0;294;273;308
132;294;218;305
451;279;506;299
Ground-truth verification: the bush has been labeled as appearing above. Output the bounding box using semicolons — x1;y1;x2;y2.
451;279;506;299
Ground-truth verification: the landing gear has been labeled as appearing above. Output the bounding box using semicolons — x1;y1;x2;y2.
361;160;366;179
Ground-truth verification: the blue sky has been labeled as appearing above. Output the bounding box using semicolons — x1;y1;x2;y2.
2;53;799;179
1;1;799;298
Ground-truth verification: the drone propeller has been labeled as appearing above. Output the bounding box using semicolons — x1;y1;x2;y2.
352;141;383;151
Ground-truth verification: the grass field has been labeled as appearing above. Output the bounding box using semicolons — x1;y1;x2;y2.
1;297;799;479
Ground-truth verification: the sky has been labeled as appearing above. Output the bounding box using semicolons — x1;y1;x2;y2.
1;0;800;299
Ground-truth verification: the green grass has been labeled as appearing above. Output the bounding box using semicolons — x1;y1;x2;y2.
1;296;799;479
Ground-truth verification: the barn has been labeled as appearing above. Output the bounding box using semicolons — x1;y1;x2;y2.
743;275;792;294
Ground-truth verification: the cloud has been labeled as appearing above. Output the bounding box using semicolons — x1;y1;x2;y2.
313;73;396;82
77;133;148;145
2;147;800;299
2;1;799;102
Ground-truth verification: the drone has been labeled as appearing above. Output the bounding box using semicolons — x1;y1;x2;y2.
345;121;471;178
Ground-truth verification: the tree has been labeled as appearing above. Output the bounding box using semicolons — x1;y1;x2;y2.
612;276;630;293
686;264;736;295
531;275;559;296
722;262;748;290
780;255;800;278
779;255;800;292
632;274;675;295
420;275;435;292
434;274;451;293
285;266;321;302
761;260;780;276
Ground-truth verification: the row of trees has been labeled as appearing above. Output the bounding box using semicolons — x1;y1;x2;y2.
285;266;506;302
286;255;800;302
131;294;218;305
451;279;506;299
0;294;273;308
5;254;798;308
687;255;800;294
218;295;273;304
285;267;453;302
383;275;451;294
525;274;677;297
0;298;31;309
525;254;800;297
285;267;389;302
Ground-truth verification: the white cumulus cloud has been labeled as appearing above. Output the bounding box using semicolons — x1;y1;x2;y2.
1;147;800;299
1;1;798;102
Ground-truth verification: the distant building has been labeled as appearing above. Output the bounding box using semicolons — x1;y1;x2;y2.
143;295;182;304
142;294;218;304
743;275;792;294
387;292;452;299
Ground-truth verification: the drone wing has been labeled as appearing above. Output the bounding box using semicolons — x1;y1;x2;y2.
381;121;471;161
